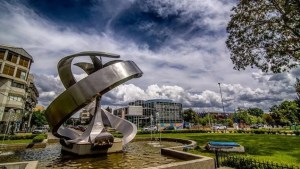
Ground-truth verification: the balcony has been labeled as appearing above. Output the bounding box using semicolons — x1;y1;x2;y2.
10;87;26;96
5;100;24;109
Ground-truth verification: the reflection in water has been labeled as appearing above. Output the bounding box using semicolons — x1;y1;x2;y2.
0;141;183;169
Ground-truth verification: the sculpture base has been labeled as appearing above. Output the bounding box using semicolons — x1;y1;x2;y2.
61;138;123;155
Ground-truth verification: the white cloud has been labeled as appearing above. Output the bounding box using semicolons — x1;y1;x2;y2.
140;0;235;30
0;1;298;112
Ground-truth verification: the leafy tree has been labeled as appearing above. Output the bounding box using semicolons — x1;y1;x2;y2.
257;116;265;124
227;0;300;73
270;100;300;126
248;108;264;117
226;118;234;127
236;108;251;124
183;108;198;124
262;113;274;125
249;115;258;124
31;110;48;127
199;118;207;126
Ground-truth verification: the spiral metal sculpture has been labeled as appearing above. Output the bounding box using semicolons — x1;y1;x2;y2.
45;51;143;152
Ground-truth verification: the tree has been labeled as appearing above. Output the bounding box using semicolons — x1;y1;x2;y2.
270;100;300;126
226;0;300;73
262;113;274;125
236;108;251;124
31;110;48;127
183;108;198;124
248;108;264;117
249;115;258;124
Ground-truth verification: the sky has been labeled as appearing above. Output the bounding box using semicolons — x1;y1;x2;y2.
0;0;299;112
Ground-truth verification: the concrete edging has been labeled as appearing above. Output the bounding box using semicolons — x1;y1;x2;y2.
134;138;215;169
0;161;38;169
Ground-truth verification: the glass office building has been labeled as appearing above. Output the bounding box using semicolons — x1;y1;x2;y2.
119;99;183;128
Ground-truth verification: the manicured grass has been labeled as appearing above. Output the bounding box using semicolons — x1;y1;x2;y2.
0;139;32;144
136;133;300;167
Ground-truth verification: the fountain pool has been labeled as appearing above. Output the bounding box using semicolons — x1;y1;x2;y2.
0;141;183;169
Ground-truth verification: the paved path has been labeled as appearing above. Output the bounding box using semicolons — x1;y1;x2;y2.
47;132;59;143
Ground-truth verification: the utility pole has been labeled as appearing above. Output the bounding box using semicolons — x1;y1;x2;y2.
218;83;225;114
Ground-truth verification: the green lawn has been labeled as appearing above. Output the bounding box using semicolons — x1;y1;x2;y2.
0;139;32;144
136;133;300;167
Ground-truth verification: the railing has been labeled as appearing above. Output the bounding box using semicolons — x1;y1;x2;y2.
216;152;299;169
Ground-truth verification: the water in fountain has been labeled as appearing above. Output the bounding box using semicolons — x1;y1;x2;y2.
0;141;183;169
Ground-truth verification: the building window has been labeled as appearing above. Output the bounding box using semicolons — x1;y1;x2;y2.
8;95;23;102
16;69;27;80
18;57;29;68
0;50;5;60
6;52;18;64
11;82;25;89
3;64;15;76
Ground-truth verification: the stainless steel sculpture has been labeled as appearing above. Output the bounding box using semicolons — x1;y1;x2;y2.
45;51;143;154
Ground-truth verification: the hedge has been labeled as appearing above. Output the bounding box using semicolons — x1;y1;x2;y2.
32;134;46;143
0;133;47;140
137;129;299;135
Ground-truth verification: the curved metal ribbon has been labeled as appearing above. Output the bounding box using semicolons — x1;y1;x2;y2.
45;51;142;146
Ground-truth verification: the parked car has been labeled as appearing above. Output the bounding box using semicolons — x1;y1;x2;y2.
212;124;227;130
32;127;48;134
250;124;264;129
250;124;259;129
142;126;157;131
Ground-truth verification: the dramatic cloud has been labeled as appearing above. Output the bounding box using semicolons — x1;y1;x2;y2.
0;0;298;112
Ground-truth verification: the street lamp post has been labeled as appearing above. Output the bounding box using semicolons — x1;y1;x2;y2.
156;112;161;144
150;114;153;141
218;83;225;114
27;101;35;132
2;109;15;145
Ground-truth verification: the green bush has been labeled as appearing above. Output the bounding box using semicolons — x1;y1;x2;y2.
32;134;45;143
137;128;299;136
137;129;210;135
0;134;47;140
293;131;300;136
237;130;243;133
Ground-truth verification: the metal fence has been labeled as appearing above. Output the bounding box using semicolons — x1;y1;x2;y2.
215;151;299;169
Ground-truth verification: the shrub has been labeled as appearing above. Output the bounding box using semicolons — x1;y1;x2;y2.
32;134;45;143
293;131;300;136
0;134;47;140
253;130;265;134
237;130;243;133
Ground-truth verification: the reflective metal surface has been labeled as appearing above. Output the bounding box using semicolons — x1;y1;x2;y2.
45;51;143;149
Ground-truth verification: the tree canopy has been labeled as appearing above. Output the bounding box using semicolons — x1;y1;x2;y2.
183;108;199;124
270;100;300;125
226;0;300;73
31;110;48;127
248;107;264;117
